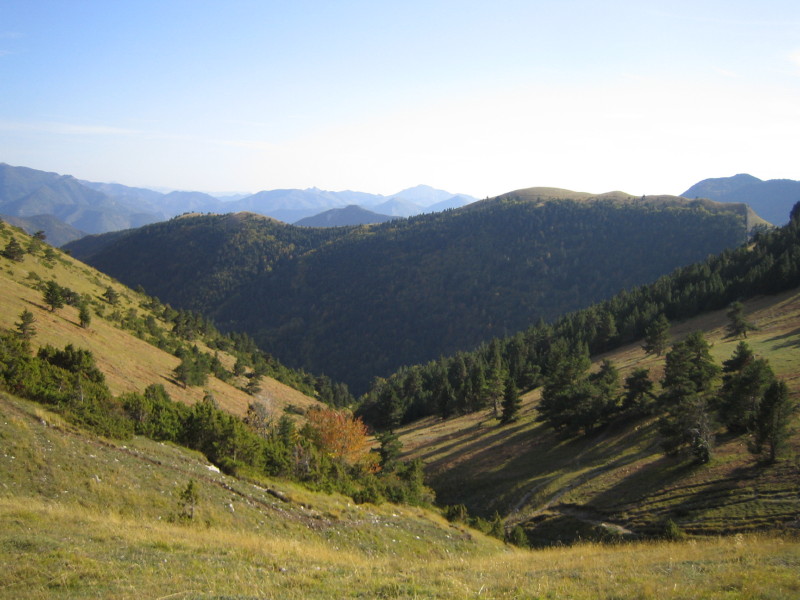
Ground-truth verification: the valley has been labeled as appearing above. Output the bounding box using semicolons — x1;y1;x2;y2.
65;191;758;393
1;181;799;598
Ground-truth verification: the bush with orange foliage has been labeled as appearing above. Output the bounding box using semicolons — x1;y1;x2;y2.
304;407;373;467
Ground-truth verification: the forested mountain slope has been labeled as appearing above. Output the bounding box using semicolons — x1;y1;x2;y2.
385;208;800;545
67;212;350;312
68;191;756;392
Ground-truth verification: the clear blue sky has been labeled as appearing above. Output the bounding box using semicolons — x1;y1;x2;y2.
1;1;799;197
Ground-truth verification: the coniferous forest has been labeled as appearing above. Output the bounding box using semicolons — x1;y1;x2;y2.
67;194;755;393
358;203;800;431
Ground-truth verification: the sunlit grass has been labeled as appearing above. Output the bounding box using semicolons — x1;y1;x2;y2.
2;496;798;599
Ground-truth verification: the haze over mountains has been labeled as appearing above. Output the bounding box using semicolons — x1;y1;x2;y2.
682;174;800;226
0;163;477;243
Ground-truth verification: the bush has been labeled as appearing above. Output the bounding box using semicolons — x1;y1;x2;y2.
661;518;685;540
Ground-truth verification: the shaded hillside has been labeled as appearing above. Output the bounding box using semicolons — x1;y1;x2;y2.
67;212;351;312
242;195;754;393
359;202;800;433
683;173;800;225
69;191;755;393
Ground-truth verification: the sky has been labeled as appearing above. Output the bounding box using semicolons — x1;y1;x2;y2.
1;1;799;198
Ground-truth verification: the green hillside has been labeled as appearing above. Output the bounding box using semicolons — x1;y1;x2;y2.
400;288;800;546
66;191;756;392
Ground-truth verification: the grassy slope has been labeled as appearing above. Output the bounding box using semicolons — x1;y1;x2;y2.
1;225;799;597
0;225;320;417
401;290;800;542
2;392;798;599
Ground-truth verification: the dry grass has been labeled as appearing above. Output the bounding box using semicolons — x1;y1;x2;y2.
2;495;798;599
0;230;320;417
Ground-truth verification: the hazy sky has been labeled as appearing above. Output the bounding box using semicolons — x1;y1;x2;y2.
2;1;799;197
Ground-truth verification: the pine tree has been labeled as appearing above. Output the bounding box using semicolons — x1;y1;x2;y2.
376;430;403;471
718;345;774;434
750;380;797;463
2;237;25;261
178;479;199;521
15;309;36;340
659;333;719;463
102;286;120;305
43;280;65;312
500;377;521;423
726;301;756;339
78;303;92;329
643;313;670;356
596;309;618;350
622;368;654;414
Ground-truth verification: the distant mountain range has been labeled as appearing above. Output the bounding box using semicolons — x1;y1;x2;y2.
0;163;476;243
682;174;800;225
4;163;799;246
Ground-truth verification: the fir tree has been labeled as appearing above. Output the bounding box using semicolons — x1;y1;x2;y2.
500;377;521;423
643;313;670;356
726;301;756;339
15;309;36;340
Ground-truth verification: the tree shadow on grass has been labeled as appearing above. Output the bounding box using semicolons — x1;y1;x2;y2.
765;327;800;349
430;416;663;517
